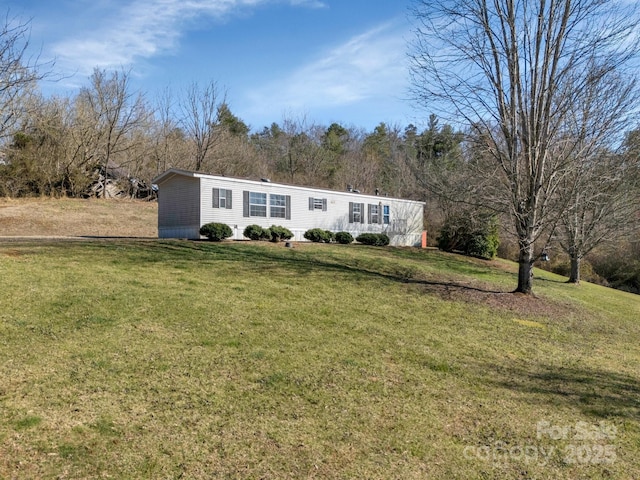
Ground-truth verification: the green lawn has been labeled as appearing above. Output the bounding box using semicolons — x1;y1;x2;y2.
0;240;638;479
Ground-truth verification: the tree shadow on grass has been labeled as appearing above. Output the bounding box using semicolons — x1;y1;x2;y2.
472;359;640;420
195;241;511;295
137;242;581;320
33;239;573;318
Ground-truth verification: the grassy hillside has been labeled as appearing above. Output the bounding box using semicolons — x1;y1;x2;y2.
0;197;157;237
0;238;638;479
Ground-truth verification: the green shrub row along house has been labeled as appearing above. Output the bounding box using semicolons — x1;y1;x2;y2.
153;169;425;246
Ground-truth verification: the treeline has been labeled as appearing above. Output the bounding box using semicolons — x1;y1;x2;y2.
0;69;456;203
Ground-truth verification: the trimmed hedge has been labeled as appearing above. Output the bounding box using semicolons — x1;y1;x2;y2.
356;233;390;246
334;231;354;244
269;225;294;242
199;222;233;241
243;224;270;241
304;228;334;243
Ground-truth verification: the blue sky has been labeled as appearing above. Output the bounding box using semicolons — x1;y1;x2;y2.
12;0;422;132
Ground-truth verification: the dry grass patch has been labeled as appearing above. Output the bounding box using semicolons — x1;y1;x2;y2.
0;197;157;237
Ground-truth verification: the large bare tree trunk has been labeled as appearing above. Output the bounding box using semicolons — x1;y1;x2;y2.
516;243;534;294
568;255;581;284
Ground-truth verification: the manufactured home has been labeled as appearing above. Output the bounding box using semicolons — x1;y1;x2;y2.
152;169;425;246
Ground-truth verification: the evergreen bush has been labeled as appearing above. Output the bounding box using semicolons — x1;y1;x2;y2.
269;225;294;242
304;228;334;243
199;222;233;241
334;231;354;244
356;233;390;246
243;224;270;241
437;213;499;259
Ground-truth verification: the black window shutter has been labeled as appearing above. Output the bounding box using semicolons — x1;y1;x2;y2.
226;190;232;209
285;195;291;220
378;202;383;224
367;204;372;224
360;203;365;223
309;197;314;210
349;202;354;223
243;191;249;217
322;198;327;211
212;188;219;208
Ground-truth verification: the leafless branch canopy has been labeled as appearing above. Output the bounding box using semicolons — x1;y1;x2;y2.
410;0;640;292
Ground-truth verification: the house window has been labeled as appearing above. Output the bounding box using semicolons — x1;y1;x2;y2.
249;192;267;217
219;189;228;209
349;202;364;223
270;194;287;218
213;188;232;209
243;191;291;219
368;204;380;224
309;197;327;211
383;205;390;224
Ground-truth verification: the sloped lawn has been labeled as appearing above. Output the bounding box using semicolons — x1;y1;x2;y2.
0;240;638;479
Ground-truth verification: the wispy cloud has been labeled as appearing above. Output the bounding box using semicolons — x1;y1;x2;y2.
244;20;408;116
290;0;328;8
50;0;319;78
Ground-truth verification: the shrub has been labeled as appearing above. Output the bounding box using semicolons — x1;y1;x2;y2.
437;213;499;259
199;222;233;241
334;231;354;244
243;224;270;241
304;228;334;243
356;233;390;246
268;225;294;242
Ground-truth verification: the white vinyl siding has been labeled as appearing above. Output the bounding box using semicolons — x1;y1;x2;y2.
156;174;200;238
154;168;425;245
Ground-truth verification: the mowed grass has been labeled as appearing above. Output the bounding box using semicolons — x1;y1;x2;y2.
0;240;639;479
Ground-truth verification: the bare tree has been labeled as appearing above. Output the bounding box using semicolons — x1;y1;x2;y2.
560;155;633;284
410;0;640;294
78;68;149;197
559;139;640;283
149;88;188;175
0;11;50;142
179;80;226;171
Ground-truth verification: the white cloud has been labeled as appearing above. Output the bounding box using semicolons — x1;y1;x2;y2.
289;0;327;8
244;21;408;115
49;0;282;77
